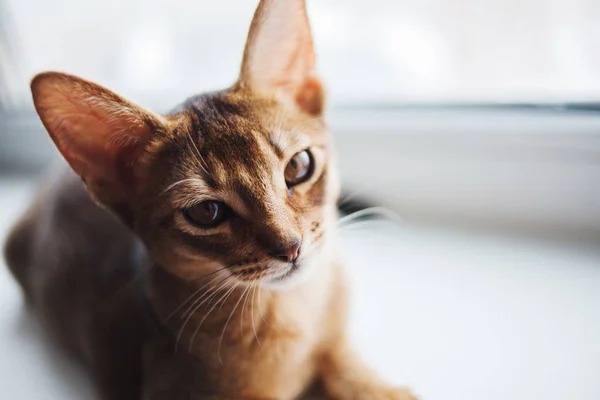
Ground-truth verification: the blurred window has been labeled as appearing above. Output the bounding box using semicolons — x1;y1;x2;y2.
2;0;600;109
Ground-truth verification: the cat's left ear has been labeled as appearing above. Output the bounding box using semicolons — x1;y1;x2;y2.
239;0;324;115
31;72;166;210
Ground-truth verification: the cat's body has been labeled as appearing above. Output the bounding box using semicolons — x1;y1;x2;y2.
4;1;416;399
6;170;151;398
6;167;347;399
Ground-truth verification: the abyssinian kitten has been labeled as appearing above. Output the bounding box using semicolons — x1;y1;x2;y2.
4;0;416;399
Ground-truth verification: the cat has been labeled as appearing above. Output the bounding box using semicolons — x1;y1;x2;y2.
3;0;417;399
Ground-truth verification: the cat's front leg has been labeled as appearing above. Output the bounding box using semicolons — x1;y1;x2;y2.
319;340;417;400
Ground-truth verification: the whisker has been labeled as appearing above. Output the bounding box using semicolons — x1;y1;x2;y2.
159;178;206;197
338;219;395;230
180;274;228;320
189;280;242;353
161;265;234;326
183;274;231;320
218;280;253;365
180;264;243;319
218;276;244;310
337;206;403;226
180;261;246;321
175;288;214;353
186;130;210;176
337;218;400;233
190;263;239;283
256;285;269;327
177;276;232;353
161;264;234;325
250;283;262;348
240;280;254;336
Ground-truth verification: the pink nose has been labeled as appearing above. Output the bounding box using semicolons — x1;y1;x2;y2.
271;239;302;262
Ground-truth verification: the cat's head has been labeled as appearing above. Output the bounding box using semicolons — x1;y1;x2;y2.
30;0;339;288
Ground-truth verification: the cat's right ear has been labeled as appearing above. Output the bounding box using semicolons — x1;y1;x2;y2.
239;0;324;116
31;72;166;209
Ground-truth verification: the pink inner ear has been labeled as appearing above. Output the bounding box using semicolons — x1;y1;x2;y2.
241;0;320;106
32;73;154;190
275;38;313;90
47;103;148;186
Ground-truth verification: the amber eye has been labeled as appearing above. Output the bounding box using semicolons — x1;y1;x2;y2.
284;150;313;187
182;201;230;228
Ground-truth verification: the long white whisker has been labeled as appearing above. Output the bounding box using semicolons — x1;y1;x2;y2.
240;281;254;336
338;219;396;231
337;206;403;226
181;274;231;319
186;130;210;175
188;280;241;354
161;272;226;325
256;285;268;326
218;278;243;310
177;276;231;352
160;178;206;196
250;283;262;348
218;283;252;365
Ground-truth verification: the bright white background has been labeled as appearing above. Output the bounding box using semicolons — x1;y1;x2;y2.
3;0;600;108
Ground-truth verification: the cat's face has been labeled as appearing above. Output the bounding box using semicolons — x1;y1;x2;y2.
30;0;338;288
135;91;339;287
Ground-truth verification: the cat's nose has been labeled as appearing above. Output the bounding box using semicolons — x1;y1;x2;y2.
270;238;302;263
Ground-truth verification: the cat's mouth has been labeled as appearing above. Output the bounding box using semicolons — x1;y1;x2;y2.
269;262;300;282
261;258;316;288
233;259;304;286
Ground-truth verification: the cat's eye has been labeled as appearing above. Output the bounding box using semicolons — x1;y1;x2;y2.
182;201;230;228
284;150;313;187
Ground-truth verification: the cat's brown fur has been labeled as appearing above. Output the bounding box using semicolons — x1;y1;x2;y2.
4;1;416;399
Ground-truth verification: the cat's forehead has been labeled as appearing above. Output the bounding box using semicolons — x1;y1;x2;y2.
179;91;314;157
182;93;275;160
167;92;305;189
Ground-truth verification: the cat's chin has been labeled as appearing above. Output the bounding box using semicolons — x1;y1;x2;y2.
259;259;316;290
